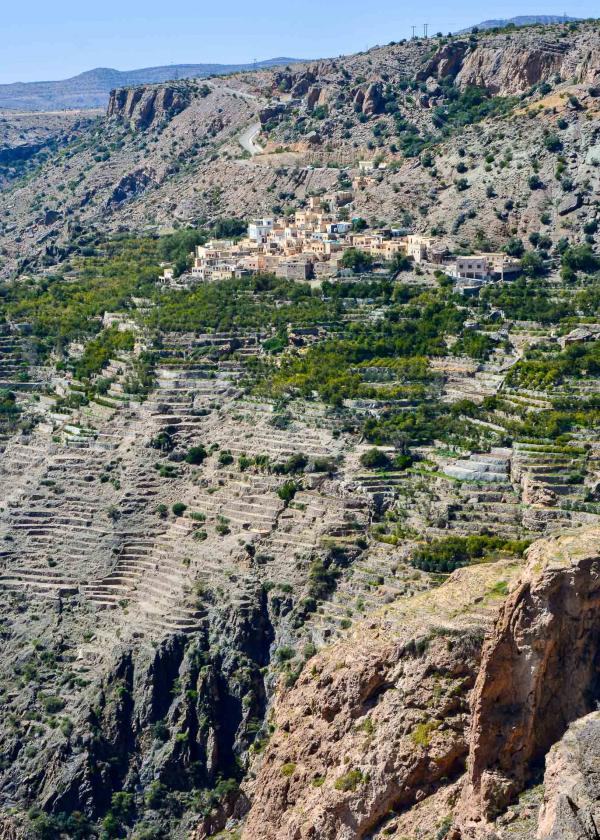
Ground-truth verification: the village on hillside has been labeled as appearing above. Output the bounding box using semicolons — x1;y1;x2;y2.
158;188;522;293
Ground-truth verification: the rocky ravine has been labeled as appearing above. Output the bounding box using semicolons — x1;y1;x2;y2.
242;529;600;840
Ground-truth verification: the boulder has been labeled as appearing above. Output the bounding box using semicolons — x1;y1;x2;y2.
559;327;596;347
522;476;558;507
558;193;582;216
352;88;365;109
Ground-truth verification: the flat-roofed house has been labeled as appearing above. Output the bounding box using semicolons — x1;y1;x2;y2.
248;218;274;243
278;258;314;281
484;253;522;279
406;234;434;264
454;256;489;280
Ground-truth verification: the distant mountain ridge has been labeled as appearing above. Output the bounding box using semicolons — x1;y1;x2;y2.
458;14;581;33
0;58;306;112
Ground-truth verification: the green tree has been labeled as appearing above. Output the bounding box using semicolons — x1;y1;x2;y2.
340;248;374;273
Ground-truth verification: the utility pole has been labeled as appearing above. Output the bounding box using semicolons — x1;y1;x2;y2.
411;25;416;39
423;23;429;38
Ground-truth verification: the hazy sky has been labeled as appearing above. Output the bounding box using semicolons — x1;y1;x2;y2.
2;0;599;84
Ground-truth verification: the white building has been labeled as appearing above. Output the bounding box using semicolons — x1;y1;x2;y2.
248;218;274;243
453;256;490;280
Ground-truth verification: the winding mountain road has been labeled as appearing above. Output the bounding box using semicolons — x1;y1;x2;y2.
205;81;266;156
238;121;264;155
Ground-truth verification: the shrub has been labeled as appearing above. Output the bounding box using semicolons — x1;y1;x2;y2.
277;480;299;504
172;502;187;517
150;430;175;452
102;813;122;837
411;720;440;747
543;133;562;153
185;445;207;465
28;811;92;840
312;457;336;473
393;453;413;470
334;769;365;791
145;781;168;809
41;695;64;714
151;720;169;741
270;412;291;429
281;762;296;776
218;450;234;467
528;174;544;190
238;454;253;471
360;448;392;470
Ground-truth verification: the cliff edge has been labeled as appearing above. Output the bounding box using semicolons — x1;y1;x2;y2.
242;529;600;840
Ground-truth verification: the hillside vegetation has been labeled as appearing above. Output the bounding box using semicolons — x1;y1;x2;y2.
1;18;600;840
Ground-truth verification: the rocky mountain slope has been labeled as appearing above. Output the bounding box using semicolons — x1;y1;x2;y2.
243;530;600;840
0;59;306;111
1;20;600;279
1;17;600;840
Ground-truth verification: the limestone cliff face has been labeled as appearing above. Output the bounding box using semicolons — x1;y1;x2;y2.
241;530;600;840
241;559;524;840
455;42;569;94
459;529;600;832
537;711;600;839
419;32;600;95
107;84;190;129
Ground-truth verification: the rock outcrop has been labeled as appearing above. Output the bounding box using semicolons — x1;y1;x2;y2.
417;41;469;82
107;84;190;129
417;33;599;95
460;529;600;832
106;168;156;207
455;42;569;94
537;711;600;839
242;530;600;840
242;558;524;839
259;102;288;126
361;82;384;116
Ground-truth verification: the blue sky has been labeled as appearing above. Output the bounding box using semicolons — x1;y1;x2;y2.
2;0;599;84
